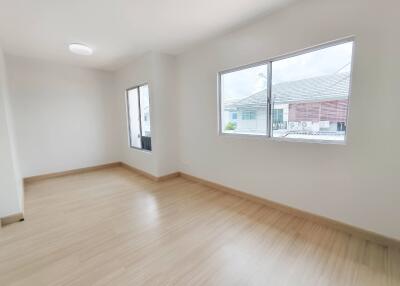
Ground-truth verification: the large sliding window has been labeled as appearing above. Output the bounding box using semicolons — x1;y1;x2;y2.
127;84;152;151
219;38;354;143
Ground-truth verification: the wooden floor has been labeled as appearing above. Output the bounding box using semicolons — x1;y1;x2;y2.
0;167;399;286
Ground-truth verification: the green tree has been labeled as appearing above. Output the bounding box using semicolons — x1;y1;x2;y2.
225;121;237;131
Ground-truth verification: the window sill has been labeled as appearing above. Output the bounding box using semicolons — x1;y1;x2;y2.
129;146;153;153
219;132;347;145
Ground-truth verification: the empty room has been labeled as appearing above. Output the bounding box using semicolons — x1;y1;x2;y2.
0;0;399;285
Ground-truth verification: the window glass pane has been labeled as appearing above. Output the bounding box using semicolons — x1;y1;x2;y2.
220;64;268;135
139;84;152;151
139;85;151;137
271;41;354;142
127;88;142;148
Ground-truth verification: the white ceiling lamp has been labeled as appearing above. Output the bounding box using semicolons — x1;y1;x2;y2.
68;43;93;55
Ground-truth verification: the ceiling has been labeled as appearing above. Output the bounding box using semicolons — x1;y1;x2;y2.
0;0;295;71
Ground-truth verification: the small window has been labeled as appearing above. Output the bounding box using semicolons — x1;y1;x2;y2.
219;38;354;143
242;111;257;120
272;109;285;130
126;84;152;151
273;109;283;123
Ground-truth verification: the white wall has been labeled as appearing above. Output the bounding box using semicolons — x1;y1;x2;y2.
176;0;400;239
4;51;179;179
114;52;179;177
5;55;120;177
0;48;23;218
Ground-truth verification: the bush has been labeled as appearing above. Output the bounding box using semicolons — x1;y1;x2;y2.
225;121;237;131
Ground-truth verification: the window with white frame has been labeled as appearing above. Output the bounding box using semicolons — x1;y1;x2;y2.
219;38;354;143
126;84;152;151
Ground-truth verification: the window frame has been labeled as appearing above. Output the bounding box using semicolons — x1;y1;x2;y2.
217;36;355;145
126;83;152;152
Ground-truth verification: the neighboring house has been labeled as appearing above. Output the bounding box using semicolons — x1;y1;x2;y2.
225;72;350;137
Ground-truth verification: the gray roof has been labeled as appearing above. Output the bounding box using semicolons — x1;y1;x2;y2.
228;72;350;109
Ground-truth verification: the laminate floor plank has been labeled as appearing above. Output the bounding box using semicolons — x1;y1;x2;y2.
0;167;398;286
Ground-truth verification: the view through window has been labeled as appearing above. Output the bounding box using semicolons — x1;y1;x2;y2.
220;63;268;135
219;39;354;143
127;84;152;151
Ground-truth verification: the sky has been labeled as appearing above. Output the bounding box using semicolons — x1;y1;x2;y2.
221;41;353;101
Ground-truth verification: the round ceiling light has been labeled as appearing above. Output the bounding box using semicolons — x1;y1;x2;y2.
68;43;93;55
